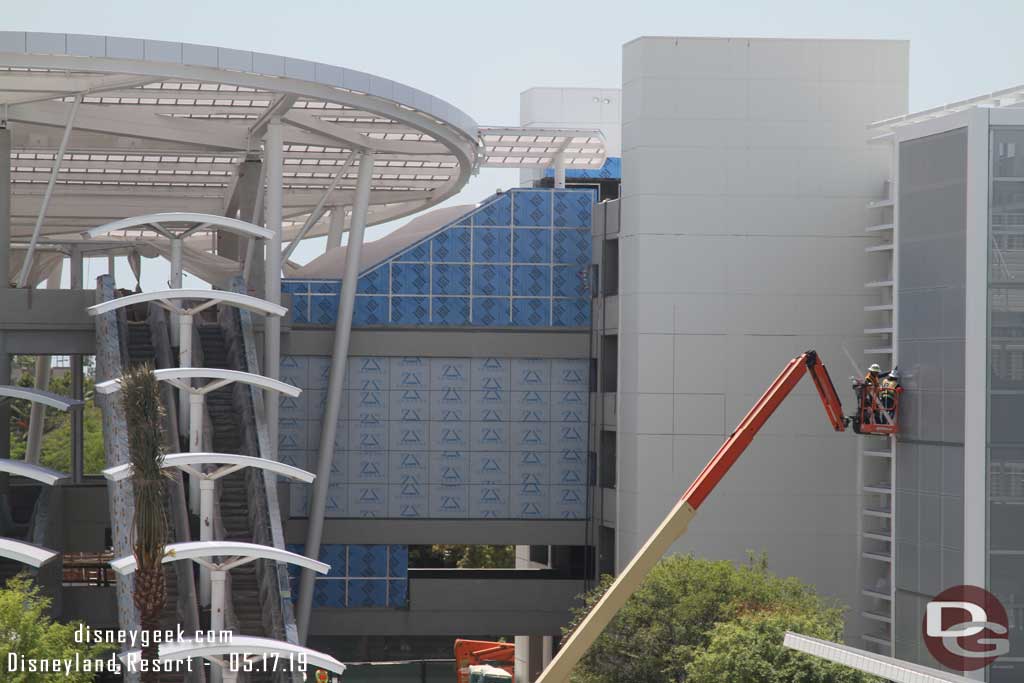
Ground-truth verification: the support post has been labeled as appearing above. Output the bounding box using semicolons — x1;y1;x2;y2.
188;392;204;516
296;151;375;643
263;118;284;461
170;237;187;437
0;126;9;484
0;125;10;288
553;153;566;189
209;567;227;683
17;95;80;289
199;478;214;607
179;312;193;381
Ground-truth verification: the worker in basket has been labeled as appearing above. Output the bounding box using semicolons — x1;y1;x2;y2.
853;364;883;426
877;367;900;425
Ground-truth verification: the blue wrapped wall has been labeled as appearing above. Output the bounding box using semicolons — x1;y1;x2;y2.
287;543;408;608
282;356;589;519
282;188;594;328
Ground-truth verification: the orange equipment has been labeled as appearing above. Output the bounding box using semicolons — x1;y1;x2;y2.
455;639;515;683
852;379;902;436
534;350;897;683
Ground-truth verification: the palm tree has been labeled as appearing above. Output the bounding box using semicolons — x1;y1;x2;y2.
121;363;171;681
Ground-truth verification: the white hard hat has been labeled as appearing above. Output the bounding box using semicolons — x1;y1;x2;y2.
888;368;900;379
868;364;881;373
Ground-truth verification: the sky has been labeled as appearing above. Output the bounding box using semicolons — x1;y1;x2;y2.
5;0;1024;287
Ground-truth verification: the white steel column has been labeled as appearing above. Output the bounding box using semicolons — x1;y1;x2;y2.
264;118;284;460
25;263;64;464
209;567;227;683
199;476;215;610
0;125;10;288
553;153;566;189
17;95;80;289
296;151;374;643
189;390;204;519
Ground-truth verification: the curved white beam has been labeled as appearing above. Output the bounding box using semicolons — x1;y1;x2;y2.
87;289;287;318
83;213;273;240
103;452;314;484
0;385;84;411
110;540;329;575
95;368;301;397
0;460;68;486
0;537;59;568
122;636;346;677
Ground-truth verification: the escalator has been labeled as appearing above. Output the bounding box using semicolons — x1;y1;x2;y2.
196;323;268;640
96;278;300;683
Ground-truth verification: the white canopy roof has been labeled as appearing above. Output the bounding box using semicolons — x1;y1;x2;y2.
0;385;84;411
0;31;479;242
103;452;314;484
0;460;69;486
95;367;301;397
87;288;287;318
110;540;329;575
0;537;59;567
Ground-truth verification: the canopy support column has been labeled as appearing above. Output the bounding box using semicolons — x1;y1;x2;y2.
296;151;375;643
0;124;10;288
189;391;204;518
17;94;80;289
199;476;214;610
554;152;566;189
210;567;227;683
263;117;284;460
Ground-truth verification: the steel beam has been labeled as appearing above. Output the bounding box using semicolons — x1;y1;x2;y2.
296;151;375;643
326;206;347;250
263;118;284;459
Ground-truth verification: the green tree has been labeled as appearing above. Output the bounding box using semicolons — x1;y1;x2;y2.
564;554;880;683
0;574;113;682
687;610;871;683
8;356;105;475
410;545;514;568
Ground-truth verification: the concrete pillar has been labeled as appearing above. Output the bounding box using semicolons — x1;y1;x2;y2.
0;126;10;481
263;119;284;460
25;263;63;464
220;159;262;263
69;248;84;483
0;126;9;288
326;206;347;250
296;151;375;643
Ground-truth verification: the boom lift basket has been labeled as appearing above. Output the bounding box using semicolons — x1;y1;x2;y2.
854;383;902;435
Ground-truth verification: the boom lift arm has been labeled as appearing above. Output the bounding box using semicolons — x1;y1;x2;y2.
535;350;848;683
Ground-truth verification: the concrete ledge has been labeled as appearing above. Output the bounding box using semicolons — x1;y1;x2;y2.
281;328;590;359
0;288;97;353
285;518;589;546
309;575;584;637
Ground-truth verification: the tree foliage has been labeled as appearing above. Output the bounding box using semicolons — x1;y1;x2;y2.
410;545;514;569
0;574;113;682
564;553;880;683
8;356;105;475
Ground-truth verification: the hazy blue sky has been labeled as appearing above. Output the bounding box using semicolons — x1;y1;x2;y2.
4;0;1023;286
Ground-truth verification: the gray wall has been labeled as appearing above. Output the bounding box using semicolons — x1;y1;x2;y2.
988;126;1024;680
619;36;908;639
894;128;967;666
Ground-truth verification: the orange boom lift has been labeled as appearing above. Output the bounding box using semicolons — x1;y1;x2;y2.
534;350;899;683
455;639;515;683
